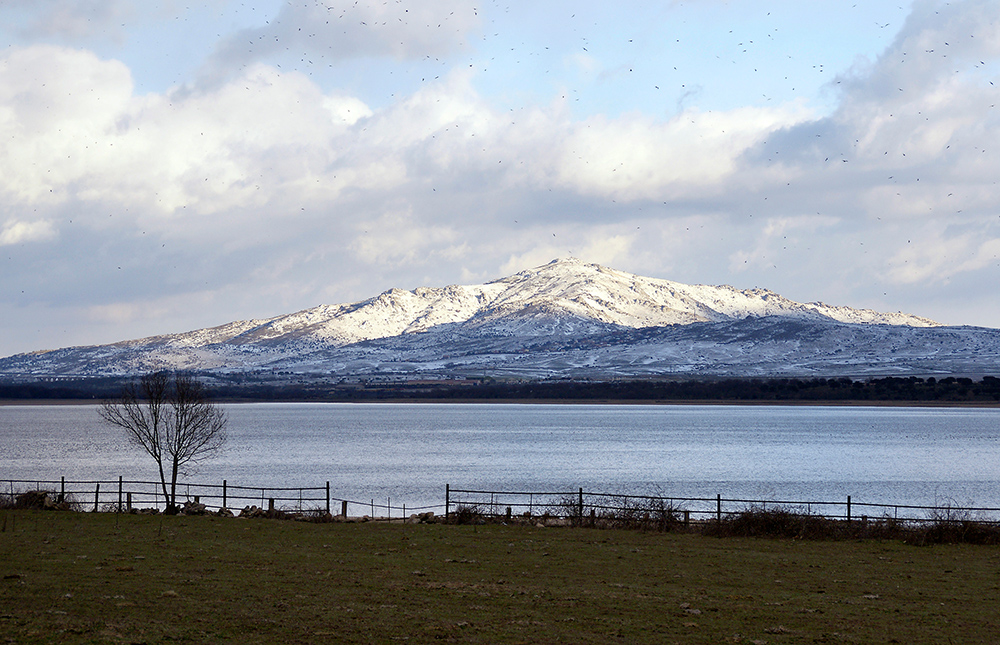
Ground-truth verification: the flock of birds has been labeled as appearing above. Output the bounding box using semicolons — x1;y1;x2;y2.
3;0;1000;352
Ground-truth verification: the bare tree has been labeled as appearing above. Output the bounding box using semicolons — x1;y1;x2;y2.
100;372;227;513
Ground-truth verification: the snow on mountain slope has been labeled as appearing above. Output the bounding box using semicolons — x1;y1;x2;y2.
481;259;939;328
155;257;940;350
0;258;949;378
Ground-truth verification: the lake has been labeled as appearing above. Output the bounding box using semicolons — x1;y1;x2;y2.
2;403;1000;516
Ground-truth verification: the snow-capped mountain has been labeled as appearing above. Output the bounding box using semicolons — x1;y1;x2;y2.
158;257;940;348
2;258;997;381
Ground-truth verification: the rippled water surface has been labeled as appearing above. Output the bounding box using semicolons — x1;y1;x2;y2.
3;403;999;511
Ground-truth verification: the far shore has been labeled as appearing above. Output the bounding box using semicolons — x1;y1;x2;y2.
3;397;999;408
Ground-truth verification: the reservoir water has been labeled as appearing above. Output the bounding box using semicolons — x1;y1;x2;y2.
2;403;999;514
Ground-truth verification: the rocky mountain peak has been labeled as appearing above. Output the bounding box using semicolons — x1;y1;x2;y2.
0;258;957;379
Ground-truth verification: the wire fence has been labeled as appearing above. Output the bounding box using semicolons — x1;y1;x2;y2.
1;477;443;519
445;485;1000;526
6;478;1000;527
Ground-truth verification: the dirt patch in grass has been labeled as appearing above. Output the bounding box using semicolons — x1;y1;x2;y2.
2;510;999;643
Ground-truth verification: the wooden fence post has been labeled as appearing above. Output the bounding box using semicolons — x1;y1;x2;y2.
326;482;330;514
268;498;274;512
445;484;450;521
60;476;65;503
127;492;132;512
717;494;722;523
223;480;227;509
847;496;852;522
94;483;100;513
118;476;123;512
341;500;348;517
578;487;584;521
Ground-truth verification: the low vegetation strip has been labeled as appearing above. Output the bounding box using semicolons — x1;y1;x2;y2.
4;375;1000;404
451;501;1000;546
2;510;999;644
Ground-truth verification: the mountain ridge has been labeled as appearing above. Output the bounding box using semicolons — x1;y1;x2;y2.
113;257;942;345
3;258;995;381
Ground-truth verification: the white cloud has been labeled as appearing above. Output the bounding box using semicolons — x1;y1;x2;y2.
4;1;1000;357
546;104;814;201
728;215;841;274
200;0;481;86
348;208;464;268
887;233;1000;284
10;0;134;40
0;220;56;246
0;46;384;227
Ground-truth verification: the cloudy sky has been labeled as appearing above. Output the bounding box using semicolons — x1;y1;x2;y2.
1;0;999;357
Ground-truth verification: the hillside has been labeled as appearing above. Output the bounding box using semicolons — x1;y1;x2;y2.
2;258;997;381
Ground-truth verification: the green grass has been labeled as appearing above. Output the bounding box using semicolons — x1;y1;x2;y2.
2;511;999;644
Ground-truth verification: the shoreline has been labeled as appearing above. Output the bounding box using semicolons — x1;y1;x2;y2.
3;397;999;408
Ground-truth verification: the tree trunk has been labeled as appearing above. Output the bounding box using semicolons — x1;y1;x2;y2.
157;460;171;514
167;457;180;515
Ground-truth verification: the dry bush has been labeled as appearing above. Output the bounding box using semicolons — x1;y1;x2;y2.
588;496;686;532
450;503;486;525
704;506;847;540
907;518;1000;546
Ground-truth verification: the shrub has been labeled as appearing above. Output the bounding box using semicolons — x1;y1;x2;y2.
301;506;335;523
588;496;686;532
450;503;486;525
704;506;845;540
907;519;1000;546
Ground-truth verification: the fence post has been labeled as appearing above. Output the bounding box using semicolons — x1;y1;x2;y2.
118;476;123;513
268;498;275;512
326;482;330;514
223;480;227;509
717;494;722;523
847;496;852;522
445;484;450;521
578;487;584;522
94;483;100;513
61;476;65;503
341;500;348;517
127;492;132;512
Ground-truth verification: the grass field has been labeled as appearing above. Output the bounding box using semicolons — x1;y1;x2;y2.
2;510;999;644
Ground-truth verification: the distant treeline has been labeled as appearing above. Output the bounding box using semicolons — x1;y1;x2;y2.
457;376;1000;403
317;375;1000;403
203;375;1000;403
4;375;1000;404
